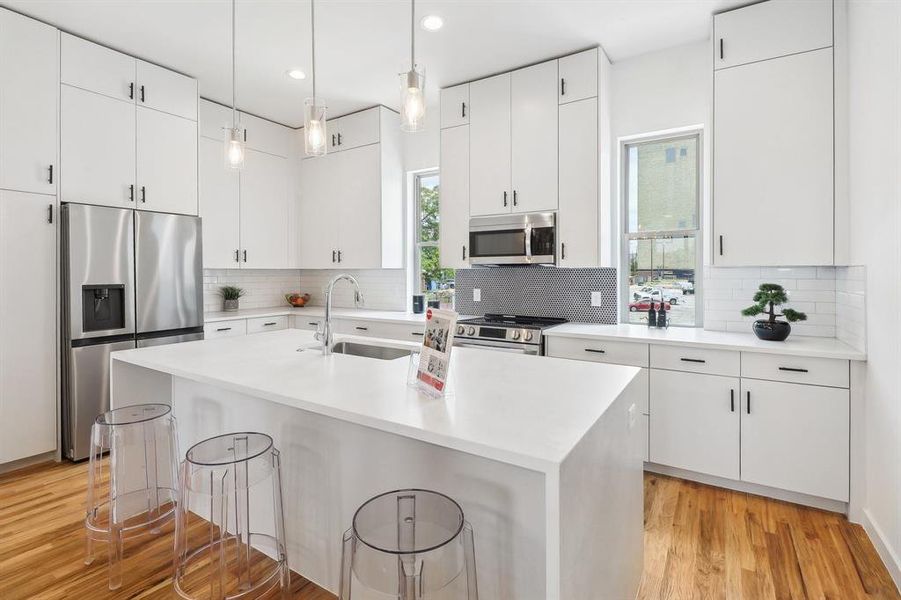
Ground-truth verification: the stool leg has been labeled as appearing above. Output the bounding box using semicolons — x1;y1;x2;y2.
143;419;162;532
462;522;479;600
210;470;228;600
339;529;355;600
271;450;290;600
108;523;123;590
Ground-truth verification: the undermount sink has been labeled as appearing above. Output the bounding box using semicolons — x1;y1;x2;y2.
330;341;412;361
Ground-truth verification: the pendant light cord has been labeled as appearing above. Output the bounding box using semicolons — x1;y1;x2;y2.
410;0;415;71
311;0;316;100
231;0;237;127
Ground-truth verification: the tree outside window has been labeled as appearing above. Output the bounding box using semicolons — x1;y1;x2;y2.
416;172;455;308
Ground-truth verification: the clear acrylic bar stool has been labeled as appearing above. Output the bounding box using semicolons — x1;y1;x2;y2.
340;489;478;600
84;403;180;590
175;432;289;600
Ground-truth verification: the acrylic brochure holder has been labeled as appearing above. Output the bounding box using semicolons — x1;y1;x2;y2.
407;307;458;399
406;351;455;398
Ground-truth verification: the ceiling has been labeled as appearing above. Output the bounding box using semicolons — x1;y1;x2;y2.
3;0;744;127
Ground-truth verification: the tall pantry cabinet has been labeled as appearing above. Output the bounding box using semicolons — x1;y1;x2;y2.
0;8;59;463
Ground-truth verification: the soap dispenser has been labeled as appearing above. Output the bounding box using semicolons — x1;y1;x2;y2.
647;301;657;327
657;302;668;328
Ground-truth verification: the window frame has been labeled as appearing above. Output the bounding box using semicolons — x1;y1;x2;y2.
619;130;703;327
414;169;441;294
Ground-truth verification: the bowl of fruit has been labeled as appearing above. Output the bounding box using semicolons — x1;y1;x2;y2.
285;293;312;308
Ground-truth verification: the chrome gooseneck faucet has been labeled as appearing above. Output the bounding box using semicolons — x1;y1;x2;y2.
316;273;364;355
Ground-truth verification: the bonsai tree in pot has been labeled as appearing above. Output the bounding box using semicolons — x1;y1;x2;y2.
219;285;245;312
741;283;807;341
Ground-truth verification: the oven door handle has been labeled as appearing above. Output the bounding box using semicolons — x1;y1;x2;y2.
525;223;533;263
455;339;538;354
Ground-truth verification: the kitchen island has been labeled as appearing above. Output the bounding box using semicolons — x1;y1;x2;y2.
110;329;645;599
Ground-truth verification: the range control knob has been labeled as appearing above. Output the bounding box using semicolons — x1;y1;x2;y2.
512;330;521;340
456;325;465;335
524;331;534;342
466;326;476;336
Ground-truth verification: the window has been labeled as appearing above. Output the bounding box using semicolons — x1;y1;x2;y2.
622;132;701;326
415;171;455;308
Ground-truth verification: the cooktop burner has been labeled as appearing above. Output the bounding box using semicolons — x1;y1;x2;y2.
457;314;569;329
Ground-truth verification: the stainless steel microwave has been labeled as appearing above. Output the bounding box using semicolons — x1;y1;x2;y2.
468;212;556;265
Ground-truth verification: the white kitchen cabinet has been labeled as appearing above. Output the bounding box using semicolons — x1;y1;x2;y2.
740;379;849;501
0;191;57;463
335;144;382;268
558;98;597;266
60;85;136;209
714;0;832;70
199;99;236;140
469;73;511;217
649;369;740;480
298;154;339;268
328;107;381;152
511;60;558;213
440;83;469;129
240;149;290;268
136;59;197;120
0;9;58;195
242;112;290;157
60;32;135;102
203;319;247;339
246;315;288;334
714;47;833;266
136;107;198;215
199;137;240;268
558;48;597;104
439;125;470;269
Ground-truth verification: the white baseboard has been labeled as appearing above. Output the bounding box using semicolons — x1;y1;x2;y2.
644;463;848;513
0;451;57;476
860;508;901;593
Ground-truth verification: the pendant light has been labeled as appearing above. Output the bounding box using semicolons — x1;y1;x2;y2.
224;0;245;169
400;0;425;132
304;0;327;156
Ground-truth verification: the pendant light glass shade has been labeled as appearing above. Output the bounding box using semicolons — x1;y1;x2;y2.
400;66;425;132
224;127;245;169
304;98;328;156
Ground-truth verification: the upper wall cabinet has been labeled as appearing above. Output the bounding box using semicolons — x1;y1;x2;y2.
714;0;832;70
439;125;469;269
199;102;291;158
326;109;381;153
440;83;469;129
60;34;198;215
0;8;58;196
511;60;558;214
558;49;598;104
712;0;834;266
469;73;511;217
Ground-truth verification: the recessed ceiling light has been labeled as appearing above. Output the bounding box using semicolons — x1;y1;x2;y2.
420;15;443;31
286;69;306;80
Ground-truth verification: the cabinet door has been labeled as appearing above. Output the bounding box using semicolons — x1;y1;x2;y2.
298;155;339;268
440;84;469;129
199;137;240;268
0;192;56;462
511;60;558;213
0;9;57;195
241;112;290;158
469;73;511;216
558;98;597;267
200;99;236;140
60;33;135;102
136;108;198;215
336;144;382;269
439;126;470;269
240;149;289;268
714;0;832;70
649;370;740;480
714;48;833;266
136;60;197;121
740;380;849;501
558;49;597;104
60;85;136;208
333;108;380;152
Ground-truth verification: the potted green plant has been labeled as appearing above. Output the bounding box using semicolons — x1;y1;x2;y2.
219;285;245;312
741;283;807;341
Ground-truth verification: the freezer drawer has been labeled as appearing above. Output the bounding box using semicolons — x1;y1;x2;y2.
63;339;135;461
135;210;203;334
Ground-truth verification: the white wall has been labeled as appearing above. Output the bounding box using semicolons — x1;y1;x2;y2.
847;0;901;587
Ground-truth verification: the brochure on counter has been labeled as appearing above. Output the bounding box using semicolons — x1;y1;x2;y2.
415;308;458;395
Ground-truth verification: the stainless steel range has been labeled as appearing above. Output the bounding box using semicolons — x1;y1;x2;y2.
454;314;568;355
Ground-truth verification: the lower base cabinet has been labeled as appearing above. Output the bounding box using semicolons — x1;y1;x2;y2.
740;379;849;502
649;370;740;480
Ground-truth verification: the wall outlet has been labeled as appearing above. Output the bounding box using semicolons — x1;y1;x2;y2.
590;291;604;307
473;288;481;302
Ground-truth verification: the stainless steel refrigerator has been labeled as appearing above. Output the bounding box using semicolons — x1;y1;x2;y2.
61;204;203;460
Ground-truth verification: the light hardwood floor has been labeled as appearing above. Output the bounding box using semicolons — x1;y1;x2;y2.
0;461;897;599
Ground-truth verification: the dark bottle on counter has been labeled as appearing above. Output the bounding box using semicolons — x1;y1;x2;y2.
657;302;668;328
647;301;657;327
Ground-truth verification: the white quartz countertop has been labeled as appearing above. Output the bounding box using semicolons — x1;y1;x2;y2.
112;329;641;472
204;306;430;325
544;323;866;361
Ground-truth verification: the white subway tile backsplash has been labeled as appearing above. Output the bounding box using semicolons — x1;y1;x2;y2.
298;269;407;311
835;266;866;352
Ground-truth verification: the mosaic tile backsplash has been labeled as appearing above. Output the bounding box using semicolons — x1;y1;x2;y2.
455;267;619;323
